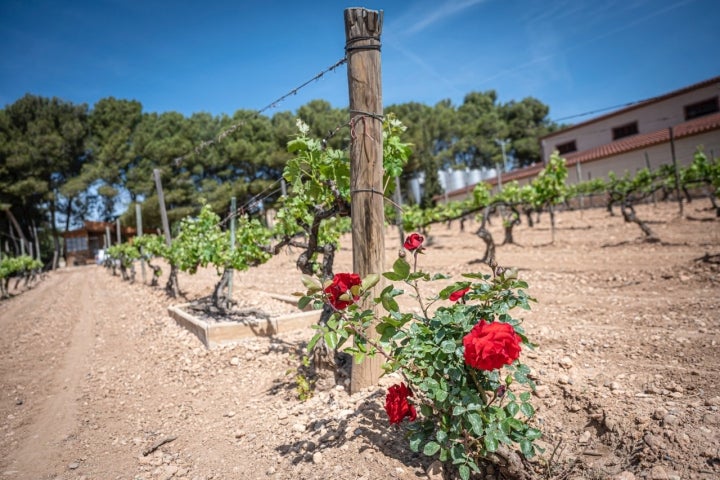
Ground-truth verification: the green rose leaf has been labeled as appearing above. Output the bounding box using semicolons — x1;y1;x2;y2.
520;439;534;458
440;339;456;354
297;295;313;310
301;274;322;292
392;257;411;280
423;441;441;456
484;432;499;452
361;273;380;291
467;412;484;436
459;464;470;480
520;402;535;418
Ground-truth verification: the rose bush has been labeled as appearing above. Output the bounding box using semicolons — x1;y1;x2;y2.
302;233;541;479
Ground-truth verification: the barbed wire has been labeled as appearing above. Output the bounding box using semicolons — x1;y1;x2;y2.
172;57;347;167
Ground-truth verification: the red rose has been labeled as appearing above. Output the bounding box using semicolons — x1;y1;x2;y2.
463;320;521;371
403;233;424;252
385;382;417;424
324;272;362;310
449;287;470;302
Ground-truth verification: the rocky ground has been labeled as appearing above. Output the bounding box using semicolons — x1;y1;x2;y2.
0;200;719;480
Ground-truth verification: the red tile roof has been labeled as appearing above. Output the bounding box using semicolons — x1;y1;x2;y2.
564;112;720;165
540;75;720;139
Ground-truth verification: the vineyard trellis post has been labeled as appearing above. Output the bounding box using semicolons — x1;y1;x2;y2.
345;7;385;393
668;127;683;216
645;152;656;206
153;168;179;297
575;161;584;211
228;196;237;301
33;224;41;262
116;219;121;244
394;176;405;246
136;203;146;284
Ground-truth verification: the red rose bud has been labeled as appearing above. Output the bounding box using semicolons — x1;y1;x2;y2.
449;287;470;302
403;233;424;252
384;382;417;424
463;320;522;371
324;273;362;310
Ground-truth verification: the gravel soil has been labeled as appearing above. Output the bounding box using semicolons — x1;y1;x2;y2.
1;201;719;480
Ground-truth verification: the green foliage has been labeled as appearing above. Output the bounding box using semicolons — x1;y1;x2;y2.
106;242;140;268
0;255;42;280
0;254;42;299
531;152;568;208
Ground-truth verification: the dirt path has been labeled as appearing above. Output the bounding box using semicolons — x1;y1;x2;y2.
10;270;95;476
0;201;719;480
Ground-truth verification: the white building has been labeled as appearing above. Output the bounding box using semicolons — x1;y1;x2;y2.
441;76;720;202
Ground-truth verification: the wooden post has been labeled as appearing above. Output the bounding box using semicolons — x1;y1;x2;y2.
645;152;656;206
3;207;29;255
668;127;683;215
153;169;173;247
394;176;405;246
575;161;584;211
33;224;41;262
345;7;385;393
116;218;121;244
228;197;237;299
136;203;146;284
153;168;179;296
105;226;111;247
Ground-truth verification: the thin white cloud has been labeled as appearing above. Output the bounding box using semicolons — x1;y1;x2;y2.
473;0;697;88
401;0;487;36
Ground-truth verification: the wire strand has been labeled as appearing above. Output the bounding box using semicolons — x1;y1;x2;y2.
172;57;347;166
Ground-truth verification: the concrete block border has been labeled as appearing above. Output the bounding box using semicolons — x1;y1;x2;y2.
167;301;321;349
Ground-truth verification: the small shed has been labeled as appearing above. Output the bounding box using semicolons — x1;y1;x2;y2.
62;221;136;266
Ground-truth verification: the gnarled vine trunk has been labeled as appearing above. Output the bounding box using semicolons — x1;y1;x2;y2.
165;264;180;297
620;202;659;242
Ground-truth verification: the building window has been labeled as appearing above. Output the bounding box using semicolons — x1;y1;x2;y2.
612;121;638;140
556;140;577;155
684;97;719;120
65;236;88;252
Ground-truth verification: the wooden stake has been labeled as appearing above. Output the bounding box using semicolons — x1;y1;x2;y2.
153;169;173;247
136;203;146;284
668;127;683;216
345;7;385;393
228;197;237;300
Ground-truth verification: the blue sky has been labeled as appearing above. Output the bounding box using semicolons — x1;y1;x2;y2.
1;0;718;124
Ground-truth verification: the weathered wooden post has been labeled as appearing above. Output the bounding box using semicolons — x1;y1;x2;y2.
345;7;385;393
645;152;656;207
136;203;146;284
33;224;41;262
153;169;173;247
668;127;683;216
116;218;121;244
153;168;179;296
575;161;584;211
228;197;237;300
